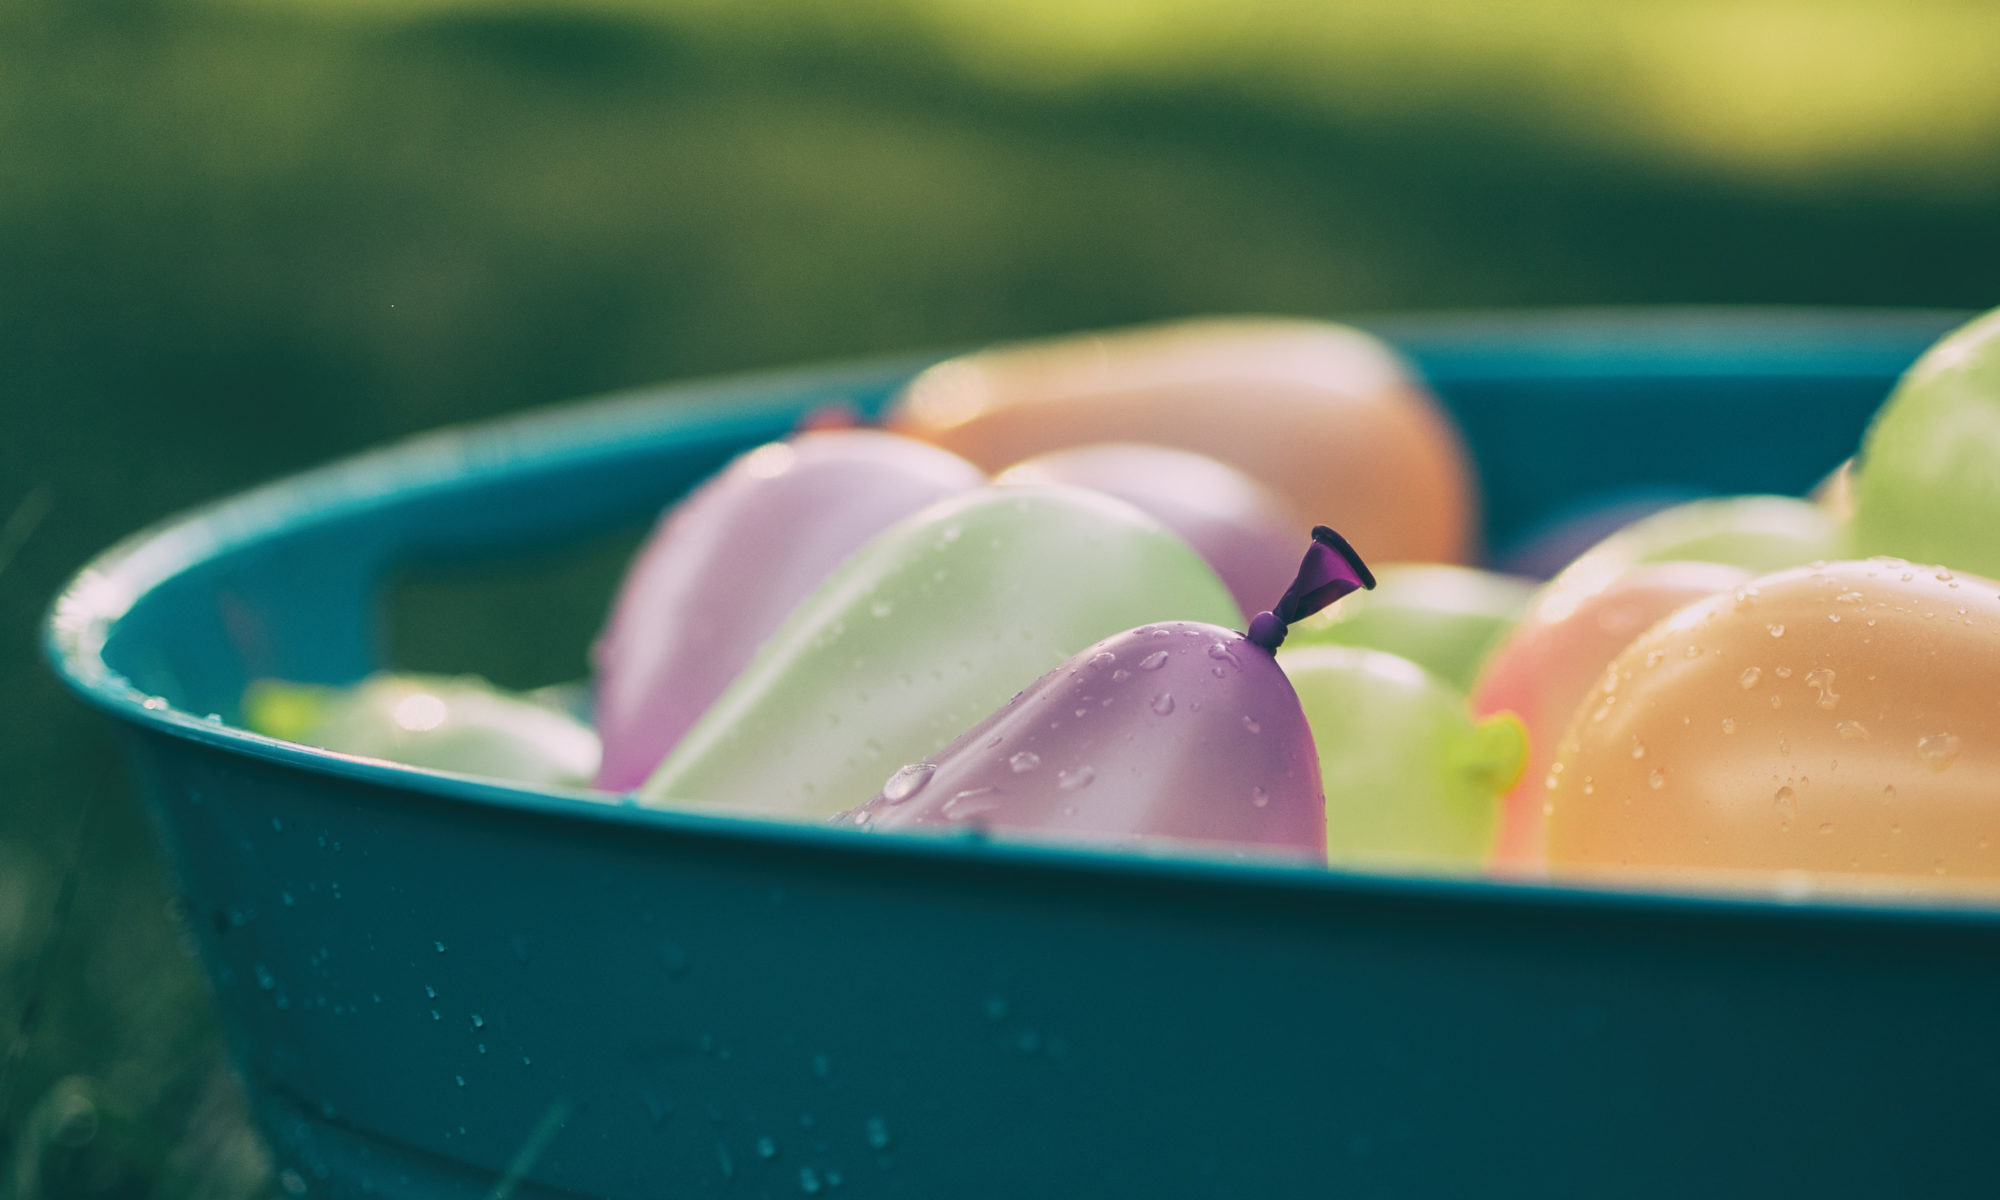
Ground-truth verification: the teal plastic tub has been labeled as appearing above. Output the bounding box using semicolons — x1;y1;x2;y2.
46;309;1997;1198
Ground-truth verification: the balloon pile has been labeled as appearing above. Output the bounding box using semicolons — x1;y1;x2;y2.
242;308;2000;896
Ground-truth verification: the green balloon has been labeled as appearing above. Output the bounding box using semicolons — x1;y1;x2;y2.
1284;563;1534;691
640;485;1242;818
243;673;602;789
1278;645;1525;871
1561;494;1843;583
1850;306;2000;578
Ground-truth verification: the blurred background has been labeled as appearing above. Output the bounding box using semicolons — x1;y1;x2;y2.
4;0;2000;1193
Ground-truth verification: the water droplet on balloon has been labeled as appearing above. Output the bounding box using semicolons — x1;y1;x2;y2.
866;1116;892;1150
1805;668;1839;710
1684;644;1702;658
1151;693;1175;716
1917;733;1962;772
1110;668;1131;682
1767;623;1785;638
1720;717;1736;734
870;599;893;619
1139;650;1170;671
1836;720;1870;742
1644;649;1666;669
1739;667;1761;690
1057;766;1095;790
799;1167;824;1194
1774;786;1796;816
1008;752;1040;774
1089;652;1116;670
881;763;935;802
1630;737;1646;759
1241;715;1261;733
757;1137;779;1160
943;788;1000;819
1251;786;1270;808
1648;768;1666;790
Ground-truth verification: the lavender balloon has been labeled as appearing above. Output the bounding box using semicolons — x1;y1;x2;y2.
842;528;1373;857
592;430;983;789
995;443;1303;619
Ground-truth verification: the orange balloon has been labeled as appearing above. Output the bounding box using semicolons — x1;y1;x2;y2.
887;317;1477;564
1472;560;1752;873
1545;559;2000;894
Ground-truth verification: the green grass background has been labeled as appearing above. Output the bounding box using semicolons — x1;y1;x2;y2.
3;0;1999;1192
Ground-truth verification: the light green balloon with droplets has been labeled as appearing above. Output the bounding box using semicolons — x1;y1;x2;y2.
1285;563;1535;692
1563;494;1844;584
1279;644;1526;872
640;485;1242;819
1850;305;2000;580
243;673;602;789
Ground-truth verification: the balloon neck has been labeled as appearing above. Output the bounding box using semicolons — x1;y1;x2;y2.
1247;526;1375;653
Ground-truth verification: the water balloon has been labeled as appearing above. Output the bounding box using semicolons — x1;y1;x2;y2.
638;486;1242;819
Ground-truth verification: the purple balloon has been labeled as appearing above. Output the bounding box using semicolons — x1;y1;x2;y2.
592;430;984;790
994;443;1301;620
841;621;1326;857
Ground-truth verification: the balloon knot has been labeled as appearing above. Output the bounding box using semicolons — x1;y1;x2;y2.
1246;611;1287;651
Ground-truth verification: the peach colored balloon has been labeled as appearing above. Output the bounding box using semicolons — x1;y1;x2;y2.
887;317;1477;564
1473;560;1752;873
1544;559;2000;894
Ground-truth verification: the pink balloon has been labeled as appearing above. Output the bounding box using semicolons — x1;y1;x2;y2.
1471;560;1752;872
840;622;1326;858
592;431;984;789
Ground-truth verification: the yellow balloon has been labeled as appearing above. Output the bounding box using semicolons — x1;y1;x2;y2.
1545;559;2000;894
887;317;1477;565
